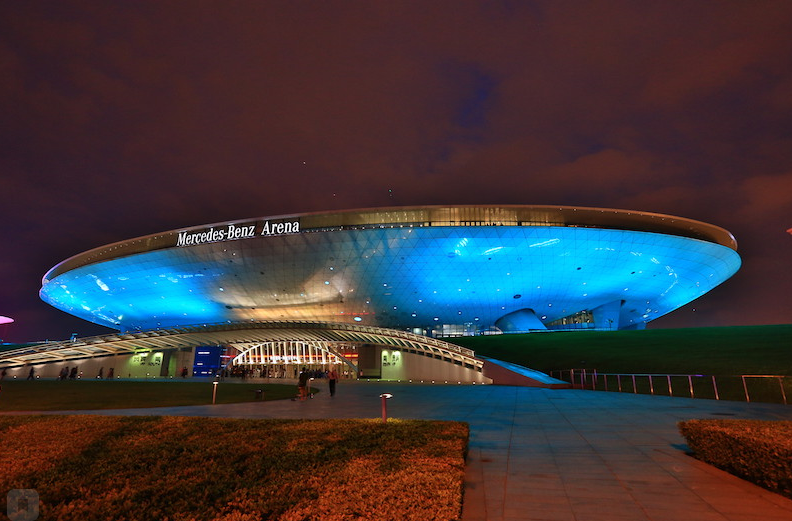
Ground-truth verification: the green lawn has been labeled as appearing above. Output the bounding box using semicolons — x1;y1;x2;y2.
449;324;792;403
450;324;792;376
0;380;311;411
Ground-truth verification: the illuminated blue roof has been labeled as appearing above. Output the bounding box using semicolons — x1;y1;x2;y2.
40;206;741;334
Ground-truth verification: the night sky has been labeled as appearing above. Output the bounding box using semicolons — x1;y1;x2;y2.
2;2;792;343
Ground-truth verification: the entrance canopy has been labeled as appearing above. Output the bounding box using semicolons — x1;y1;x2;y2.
0;321;483;373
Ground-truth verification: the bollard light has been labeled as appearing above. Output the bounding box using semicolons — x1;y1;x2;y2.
212;380;219;404
379;393;393;423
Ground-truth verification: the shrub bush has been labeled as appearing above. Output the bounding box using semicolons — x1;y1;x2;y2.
678;419;792;498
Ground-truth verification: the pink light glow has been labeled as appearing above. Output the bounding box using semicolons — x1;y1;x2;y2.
0;316;14;325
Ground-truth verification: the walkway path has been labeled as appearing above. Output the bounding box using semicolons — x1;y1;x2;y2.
28;382;792;521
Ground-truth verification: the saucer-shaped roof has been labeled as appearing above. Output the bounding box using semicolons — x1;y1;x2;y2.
40;205;741;333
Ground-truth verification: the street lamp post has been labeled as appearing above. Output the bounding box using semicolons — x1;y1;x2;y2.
380;393;393;423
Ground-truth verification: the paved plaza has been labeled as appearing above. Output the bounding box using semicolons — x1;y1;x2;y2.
23;381;792;521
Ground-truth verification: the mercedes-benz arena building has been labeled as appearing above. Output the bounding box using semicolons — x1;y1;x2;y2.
4;206;741;384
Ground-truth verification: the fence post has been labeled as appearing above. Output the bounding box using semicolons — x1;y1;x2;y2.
667;375;673;396
742;376;750;403
617;374;622;393
778;377;787;405
604;374;608;392
593;370;598;391
649;375;654;395
632;374;637;394
711;375;719;400
688;375;694;398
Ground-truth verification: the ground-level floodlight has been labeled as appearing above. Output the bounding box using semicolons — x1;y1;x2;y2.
380;393;393;423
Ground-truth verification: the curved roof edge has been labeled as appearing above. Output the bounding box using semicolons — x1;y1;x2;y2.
43;205;738;282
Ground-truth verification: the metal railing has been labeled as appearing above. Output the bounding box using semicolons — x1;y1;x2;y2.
550;369;790;405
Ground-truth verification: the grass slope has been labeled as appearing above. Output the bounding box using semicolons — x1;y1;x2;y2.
450;325;792;376
0;381;309;411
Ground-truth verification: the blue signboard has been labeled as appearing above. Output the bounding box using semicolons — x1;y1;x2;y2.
193;346;222;377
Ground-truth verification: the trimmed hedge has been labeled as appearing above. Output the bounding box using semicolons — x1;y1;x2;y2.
678;419;792;498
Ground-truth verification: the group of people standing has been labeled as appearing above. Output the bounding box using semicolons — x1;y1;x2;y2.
58;366;80;380
297;367;339;400
0;366;118;381
55;366;115;380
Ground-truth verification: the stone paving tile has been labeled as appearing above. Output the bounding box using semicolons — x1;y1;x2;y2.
642;510;730;521
511;479;566;493
576;514;652;521
726;515;792;521
633;495;727;513
508;493;571;505
711;498;792;515
562;485;630;499
510;505;576;521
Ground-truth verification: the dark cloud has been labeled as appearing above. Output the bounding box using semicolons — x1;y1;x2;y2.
2;1;791;341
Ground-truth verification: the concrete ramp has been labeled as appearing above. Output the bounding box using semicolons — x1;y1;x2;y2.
480;356;572;388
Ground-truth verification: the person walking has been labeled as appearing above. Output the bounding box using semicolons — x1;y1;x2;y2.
327;368;339;397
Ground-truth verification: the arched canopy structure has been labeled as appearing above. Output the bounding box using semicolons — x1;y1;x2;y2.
0;321;482;373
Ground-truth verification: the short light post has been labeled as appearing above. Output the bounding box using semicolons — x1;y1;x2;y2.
380;393;393;423
212;379;219;404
